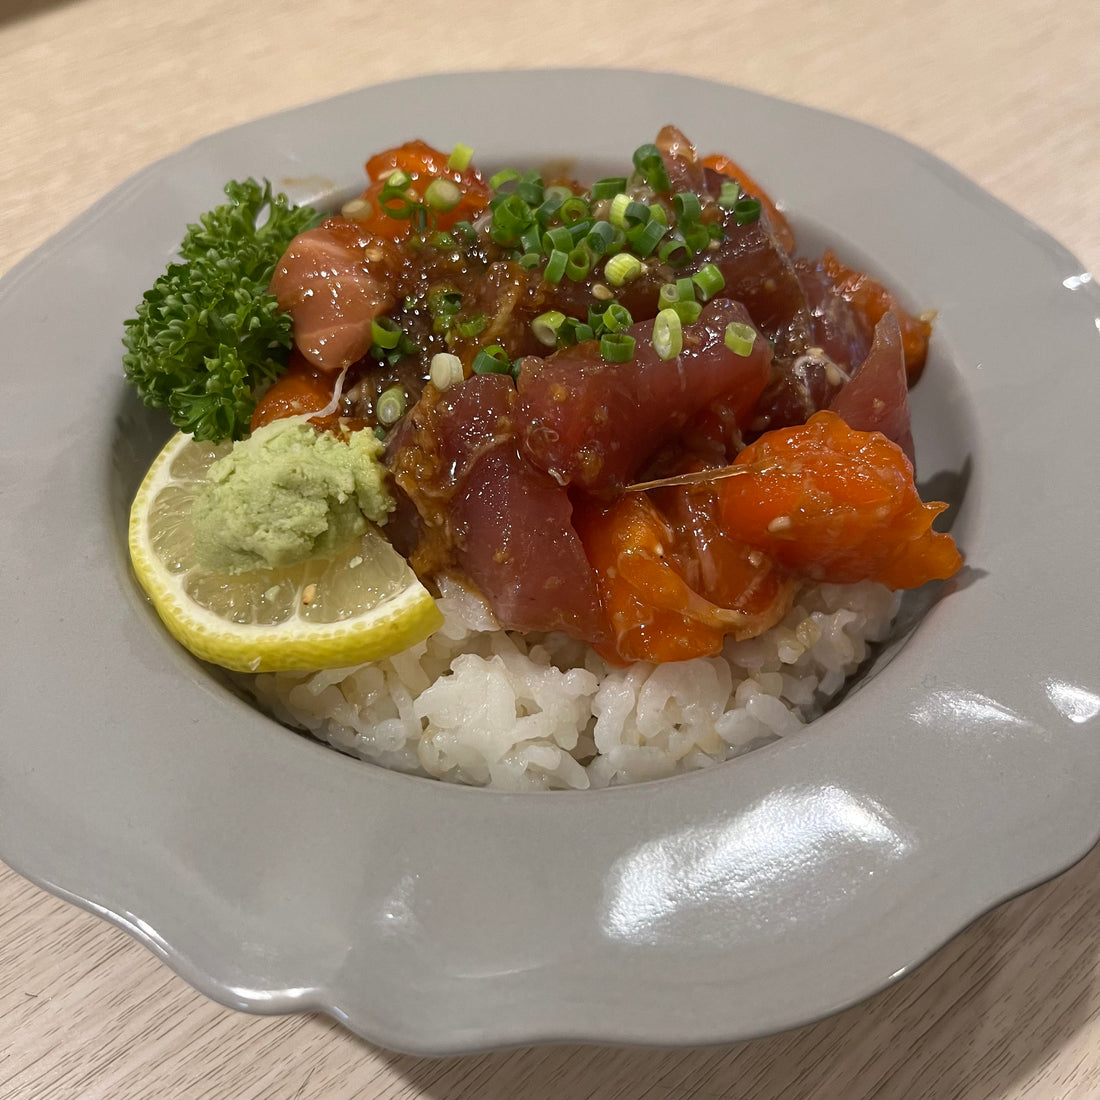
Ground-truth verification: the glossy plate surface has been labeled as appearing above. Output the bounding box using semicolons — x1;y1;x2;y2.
1;70;1099;1055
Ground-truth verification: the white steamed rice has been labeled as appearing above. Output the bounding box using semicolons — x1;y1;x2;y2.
246;576;900;791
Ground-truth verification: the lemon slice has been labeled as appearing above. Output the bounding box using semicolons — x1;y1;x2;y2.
128;431;443;673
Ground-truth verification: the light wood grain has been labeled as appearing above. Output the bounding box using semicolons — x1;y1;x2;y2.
1;1;1097;1097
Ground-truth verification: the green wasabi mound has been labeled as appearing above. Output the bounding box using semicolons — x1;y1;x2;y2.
191;420;394;574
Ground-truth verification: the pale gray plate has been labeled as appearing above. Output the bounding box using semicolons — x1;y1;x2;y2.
2;70;1099;1056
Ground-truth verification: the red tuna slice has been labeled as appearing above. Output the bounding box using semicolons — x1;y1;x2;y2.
829;311;915;462
795;255;874;371
516;299;772;494
705;210;815;359
269;217;397;373
386;375;608;642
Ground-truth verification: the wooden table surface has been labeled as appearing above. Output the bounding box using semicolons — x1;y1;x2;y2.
2;1;1097;1097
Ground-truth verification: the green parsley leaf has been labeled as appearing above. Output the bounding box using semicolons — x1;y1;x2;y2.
122;179;321;441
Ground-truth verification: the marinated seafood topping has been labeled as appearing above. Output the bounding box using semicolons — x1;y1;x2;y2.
124;127;961;670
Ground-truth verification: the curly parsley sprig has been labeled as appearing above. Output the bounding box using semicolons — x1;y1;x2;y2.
122;179;321;441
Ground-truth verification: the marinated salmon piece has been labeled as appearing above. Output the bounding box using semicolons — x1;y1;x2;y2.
717;410;961;586
270;217;399;373
574;493;732;665
574;488;796;665
353;140;491;243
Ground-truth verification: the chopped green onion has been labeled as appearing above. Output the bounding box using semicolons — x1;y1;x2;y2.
590;176;628;200
371;317;403;349
584;220;617;257
566;218;594;244
452;220;477;242
378;190;417;220
424;178;462;212
544;248;569;283
671;299;703;325
626;219;667;256
601;303;633;332
649;202;669;227
565;246;592;281
591;282;613;301
518;225;542;254
429;352;464;390
453;314;487;338
531;310;566;347
600;332;636;363
658;234;691;267
518;251;543;269
471;345;513;374
381;169;412;190
673;191;702;223
624;200;651;226
684;223;712;254
604;252;643;287
658;283;681;309
718;179;742;209
375;386;407;426
535;192;565;225
516;174;545;206
427;287;462;331
692;263;726;301
652;308;683;360
733;197;762;225
491;193;534;244
608;192;631;229
447;143;474;172
560;319;595;344
559;195;591;225
489;167;520;191
542;224;574;253
725;321;757;356
341;197;373;221
632;143;672;193
428;230;456;249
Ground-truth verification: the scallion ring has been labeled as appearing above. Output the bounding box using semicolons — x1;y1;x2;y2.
671;299;703;325
599;332;636;363
604;252;643;287
631;143;672;193
429;352;465;390
471;345;513;374
608;192;631;229
531;310;567;347
718;179;742;209
424;178;462;212
652;308;683;360
733;198;762;226
590;176;627;200
724;321;757;356
447;143;474;172
543;248;569;284
692;263;726;301
375;386;407;426
371;317;403;349
601;303;633;332
565;246;592;281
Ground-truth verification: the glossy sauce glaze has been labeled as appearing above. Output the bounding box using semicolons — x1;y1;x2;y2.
261;128;959;662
